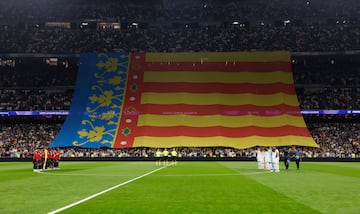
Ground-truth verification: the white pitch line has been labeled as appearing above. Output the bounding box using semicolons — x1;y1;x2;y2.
155;171;271;177
38;171;135;177
47;166;167;214
38;170;271;178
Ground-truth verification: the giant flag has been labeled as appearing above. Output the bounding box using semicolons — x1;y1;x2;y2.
50;52;319;149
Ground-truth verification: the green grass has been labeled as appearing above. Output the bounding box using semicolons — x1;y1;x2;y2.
0;161;359;214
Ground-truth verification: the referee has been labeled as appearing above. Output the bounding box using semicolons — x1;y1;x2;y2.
171;148;178;166
155;149;162;166
163;148;169;165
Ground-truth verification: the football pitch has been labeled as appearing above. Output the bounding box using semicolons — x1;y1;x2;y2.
1;161;359;214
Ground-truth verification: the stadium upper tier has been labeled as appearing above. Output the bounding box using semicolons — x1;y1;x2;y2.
0;0;358;23
0;26;360;53
0;0;360;53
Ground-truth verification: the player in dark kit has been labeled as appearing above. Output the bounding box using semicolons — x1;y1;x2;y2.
293;148;302;170
48;149;55;169
284;149;291;170
54;149;61;169
33;149;42;171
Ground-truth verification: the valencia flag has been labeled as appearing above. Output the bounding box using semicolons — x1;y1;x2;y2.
50;52;318;149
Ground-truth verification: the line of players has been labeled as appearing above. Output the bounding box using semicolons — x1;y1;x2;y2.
33;147;61;171
256;147;280;172
155;148;178;166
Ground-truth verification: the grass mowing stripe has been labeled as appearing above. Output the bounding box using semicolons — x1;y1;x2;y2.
228;162;360;214
220;161;321;213
61;162;319;214
152;171;270;176
305;162;360;178
1;162;163;214
309;162;360;169
48;165;167;214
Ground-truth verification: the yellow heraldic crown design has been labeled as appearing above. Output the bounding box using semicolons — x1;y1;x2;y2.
95;53;128;78
87;87;123;112
72;53;129;147
75;121;115;146
101;110;116;123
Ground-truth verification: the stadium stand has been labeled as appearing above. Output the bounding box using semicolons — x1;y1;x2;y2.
0;0;359;158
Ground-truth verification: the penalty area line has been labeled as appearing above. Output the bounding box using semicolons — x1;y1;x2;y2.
47;166;167;214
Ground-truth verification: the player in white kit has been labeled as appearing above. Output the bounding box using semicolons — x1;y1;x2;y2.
271;147;280;172
256;147;265;169
264;147;272;171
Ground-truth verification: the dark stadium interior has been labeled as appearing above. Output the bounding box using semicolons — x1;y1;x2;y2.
0;0;359;159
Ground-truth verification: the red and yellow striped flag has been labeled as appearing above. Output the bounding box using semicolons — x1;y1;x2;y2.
113;51;318;149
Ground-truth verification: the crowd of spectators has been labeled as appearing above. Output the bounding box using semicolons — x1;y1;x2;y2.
0;123;61;158
0;0;359;22
297;88;360;110
0;0;360;53
0;89;73;111
1;25;360;53
309;123;360;158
